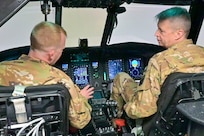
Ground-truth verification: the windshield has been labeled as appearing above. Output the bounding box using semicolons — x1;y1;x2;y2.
61;3;191;47
0;1;203;51
109;3;190;45
61;8;107;47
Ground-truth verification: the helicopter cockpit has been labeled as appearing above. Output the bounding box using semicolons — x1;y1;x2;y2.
0;0;204;136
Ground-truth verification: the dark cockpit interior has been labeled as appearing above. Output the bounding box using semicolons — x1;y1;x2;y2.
0;0;204;136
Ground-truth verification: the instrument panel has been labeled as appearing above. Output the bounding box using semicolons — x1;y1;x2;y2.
56;42;164;89
59;53;144;89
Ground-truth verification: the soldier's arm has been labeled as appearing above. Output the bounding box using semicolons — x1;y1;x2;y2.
56;71;92;129
124;57;161;119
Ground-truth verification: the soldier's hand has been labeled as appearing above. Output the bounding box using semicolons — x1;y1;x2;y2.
80;85;94;99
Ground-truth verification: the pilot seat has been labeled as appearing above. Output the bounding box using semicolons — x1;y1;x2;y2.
141;72;204;136
0;84;70;136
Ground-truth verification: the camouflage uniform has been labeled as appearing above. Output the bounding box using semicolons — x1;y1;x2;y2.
0;55;91;129
111;39;204;119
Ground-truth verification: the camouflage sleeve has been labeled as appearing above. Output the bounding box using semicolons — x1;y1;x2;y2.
68;85;92;129
124;57;161;119
56;71;92;129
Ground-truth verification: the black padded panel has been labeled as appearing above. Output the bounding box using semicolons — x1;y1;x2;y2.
0;0;29;27
142;72;204;136
0;84;70;136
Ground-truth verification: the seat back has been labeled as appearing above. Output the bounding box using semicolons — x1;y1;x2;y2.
142;72;204;136
0;84;70;136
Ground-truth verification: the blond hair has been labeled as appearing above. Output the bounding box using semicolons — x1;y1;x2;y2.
30;21;67;51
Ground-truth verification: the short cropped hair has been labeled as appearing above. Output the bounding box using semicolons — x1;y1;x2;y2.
30;21;67;51
155;7;191;36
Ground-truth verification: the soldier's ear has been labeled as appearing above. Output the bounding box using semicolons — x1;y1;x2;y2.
175;28;185;40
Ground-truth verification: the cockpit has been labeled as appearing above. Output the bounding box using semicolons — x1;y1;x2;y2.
0;0;204;136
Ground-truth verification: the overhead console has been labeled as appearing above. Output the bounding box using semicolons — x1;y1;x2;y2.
53;0;130;8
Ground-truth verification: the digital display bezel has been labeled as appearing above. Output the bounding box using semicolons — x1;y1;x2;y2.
62;63;69;71
72;64;90;87
128;58;143;80
108;59;123;80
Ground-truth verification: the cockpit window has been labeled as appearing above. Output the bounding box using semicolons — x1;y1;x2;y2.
0;0;203;51
61;3;190;47
108;3;190;45
62;8;107;47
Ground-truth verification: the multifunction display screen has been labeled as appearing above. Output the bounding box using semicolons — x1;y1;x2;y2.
108;59;123;80
128;58;143;79
62;63;68;71
72;64;89;87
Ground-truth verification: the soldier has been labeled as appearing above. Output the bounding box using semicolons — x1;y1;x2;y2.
0;21;94;129
111;7;204;119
